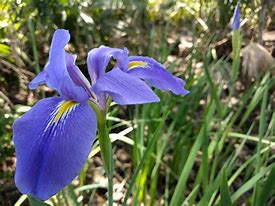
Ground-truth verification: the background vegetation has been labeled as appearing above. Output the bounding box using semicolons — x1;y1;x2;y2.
0;0;274;205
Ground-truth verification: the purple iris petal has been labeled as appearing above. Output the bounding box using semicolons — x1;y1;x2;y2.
127;56;189;95
29;70;47;89
13;97;97;200
231;3;240;31
87;46;128;84
66;53;97;100
29;29;89;102
29;29;69;91
92;68;160;105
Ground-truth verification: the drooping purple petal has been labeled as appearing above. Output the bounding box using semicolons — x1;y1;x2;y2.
127;56;189;95
92;68;160;105
29;29;89;102
231;3;240;31
13;97;97;200
87;46;128;84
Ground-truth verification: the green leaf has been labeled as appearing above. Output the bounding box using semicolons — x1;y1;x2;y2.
255;166;275;206
0;43;11;56
231;164;275;203
122;111;169;206
28;196;50;206
62;185;80;206
220;169;232;206
170;101;216;206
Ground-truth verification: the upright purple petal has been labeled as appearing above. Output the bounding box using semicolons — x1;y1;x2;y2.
30;29;69;91
13;97;97;200
66;53;96;100
231;3;240;31
127;56;189;95
87;46;128;84
92;68;160;105
29;29;89;102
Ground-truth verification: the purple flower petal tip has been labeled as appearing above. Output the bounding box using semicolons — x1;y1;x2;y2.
231;3;240;31
127;56;189;96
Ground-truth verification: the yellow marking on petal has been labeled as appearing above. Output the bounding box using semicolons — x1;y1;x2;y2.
128;61;148;69
54;100;78;123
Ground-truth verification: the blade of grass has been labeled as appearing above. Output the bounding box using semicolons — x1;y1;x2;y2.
14;195;28;206
199;122;260;206
220;169;232;206
183;184;200;206
252;78;269;204
255;166;275;206
231;163;275;203
164;167;170;206
121;111;169;206
149;123;174;206
239;73;270;127
203;51;223;117
27;18;40;74
211;123;255;205
169;100;215;206
75;183;105;193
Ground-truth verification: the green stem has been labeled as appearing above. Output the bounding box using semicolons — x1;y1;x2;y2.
108;175;113;206
96;108;114;206
27;17;45;98
231;29;241;95
27;18;40;75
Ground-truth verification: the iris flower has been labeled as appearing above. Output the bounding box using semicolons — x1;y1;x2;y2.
13;29;188;200
231;3;240;31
